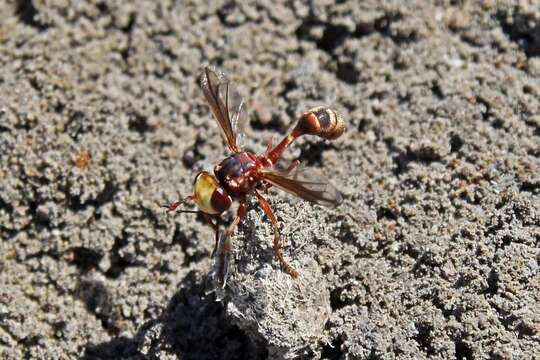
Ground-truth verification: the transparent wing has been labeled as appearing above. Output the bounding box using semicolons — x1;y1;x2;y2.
228;80;248;149
209;232;230;291
199;67;247;153
260;167;343;207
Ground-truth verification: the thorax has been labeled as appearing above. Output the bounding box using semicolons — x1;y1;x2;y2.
214;152;261;197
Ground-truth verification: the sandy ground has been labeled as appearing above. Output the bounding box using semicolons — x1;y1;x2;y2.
1;1;539;359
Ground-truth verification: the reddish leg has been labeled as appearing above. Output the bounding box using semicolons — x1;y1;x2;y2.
162;195;194;212
265;137;274;154
212;201;247;287
164;197;221;259
255;191;299;278
282;160;300;176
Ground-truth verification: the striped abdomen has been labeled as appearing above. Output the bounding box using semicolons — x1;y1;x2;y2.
293;107;346;140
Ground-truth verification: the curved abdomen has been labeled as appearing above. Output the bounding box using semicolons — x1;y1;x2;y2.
265;107;346;165
293;107;346;140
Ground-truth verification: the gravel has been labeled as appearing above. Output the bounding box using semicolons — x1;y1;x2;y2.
0;1;538;359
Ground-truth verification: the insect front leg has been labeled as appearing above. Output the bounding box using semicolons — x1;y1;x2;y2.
254;191;299;278
162;195;194;213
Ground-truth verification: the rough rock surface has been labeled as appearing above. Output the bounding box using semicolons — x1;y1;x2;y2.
0;1;539;359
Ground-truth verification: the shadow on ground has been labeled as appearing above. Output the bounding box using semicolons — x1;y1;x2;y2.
83;271;267;360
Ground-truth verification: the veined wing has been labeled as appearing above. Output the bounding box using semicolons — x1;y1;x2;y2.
260;168;343;207
199;67;247;153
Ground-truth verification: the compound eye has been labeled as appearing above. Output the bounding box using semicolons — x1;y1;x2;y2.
193;172;232;214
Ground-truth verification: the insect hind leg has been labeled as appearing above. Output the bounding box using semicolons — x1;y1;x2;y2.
255;191;299;278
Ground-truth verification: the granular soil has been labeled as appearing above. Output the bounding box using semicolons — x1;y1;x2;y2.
0;1;539;359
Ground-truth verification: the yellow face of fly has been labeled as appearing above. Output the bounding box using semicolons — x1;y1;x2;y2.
193;172;231;214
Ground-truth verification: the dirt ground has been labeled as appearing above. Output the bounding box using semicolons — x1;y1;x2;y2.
1;1;539;359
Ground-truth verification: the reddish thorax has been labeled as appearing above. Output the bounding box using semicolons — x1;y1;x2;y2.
214;152;262;198
214;127;304;198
